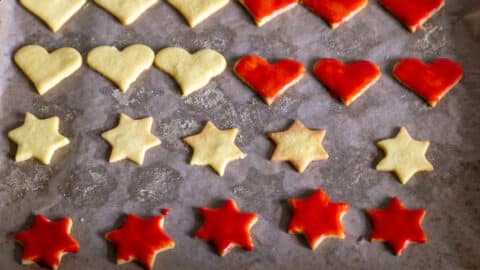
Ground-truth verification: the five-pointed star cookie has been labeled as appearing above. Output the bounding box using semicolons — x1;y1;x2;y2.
101;113;160;165
183;121;246;176
8;113;70;165
376;127;433;184
105;214;175;270
15;215;80;270
269;120;328;173
196;199;258;256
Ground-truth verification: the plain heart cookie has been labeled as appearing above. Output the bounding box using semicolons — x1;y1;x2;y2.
87;44;154;92
154;48;227;96
379;0;444;32
20;0;86;32
94;0;159;25
313;58;381;106
393;58;463;107
301;0;368;29
238;0;298;26
166;0;230;27
14;45;82;95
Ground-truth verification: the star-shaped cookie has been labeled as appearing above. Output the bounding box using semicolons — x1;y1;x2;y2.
367;197;427;255
183;121;246;176
101;113;160;165
15;215;80;270
196;199;258;256
288;189;349;249
105;214;175;270
269;120;328;173
376;127;433;184
94;0;159;25
8;113;70;165
20;0;86;32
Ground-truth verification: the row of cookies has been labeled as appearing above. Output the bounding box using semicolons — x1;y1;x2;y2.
21;0;445;32
15;44;463;106
15;190;426;269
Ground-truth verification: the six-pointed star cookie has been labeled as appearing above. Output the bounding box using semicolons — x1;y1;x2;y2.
15;215;80;270
183;121;246;176
8;113;70;165
101;113;160;165
376;127;433;184
196;199;258;256
269;120;328;173
105;214;175;270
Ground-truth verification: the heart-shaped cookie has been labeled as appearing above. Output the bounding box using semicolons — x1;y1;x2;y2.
94;0;159;25
393;58;463;107
87;44;154;92
301;0;368;29
234;56;305;105
166;0;230;27
238;0;298;26
20;0;86;32
313;59;381;106
379;0;444;32
154;48;227;96
14;45;82;95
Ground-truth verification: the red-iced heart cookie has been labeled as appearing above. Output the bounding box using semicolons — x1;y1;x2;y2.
313;58;381;106
379;0;444;32
238;0;298;26
393;58;463;107
234;55;305;105
301;0;368;29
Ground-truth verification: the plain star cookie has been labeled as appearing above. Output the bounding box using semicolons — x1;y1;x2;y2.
238;0;298;26
87;44;154;92
196;200;258;256
379;0;444;32
166;0;230;27
105;214;175;270
154;47;227;96
301;0;368;29
19;0;86;32
184;121;246;176
14;45;82;95
94;0;159;25
15;215;80;270
367;197;427;255
101;113;160;165
376;127;433;184
269;120;328;173
8;113;70;165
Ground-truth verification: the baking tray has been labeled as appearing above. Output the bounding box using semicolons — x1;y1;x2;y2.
0;1;479;269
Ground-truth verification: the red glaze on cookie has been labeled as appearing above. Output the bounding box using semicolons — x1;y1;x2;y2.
367;197;426;255
379;0;444;32
313;59;380;106
15;215;80;270
239;0;298;25
301;0;368;28
393;58;463;107
234;55;305;105
288;189;349;249
105;214;174;270
196;199;258;256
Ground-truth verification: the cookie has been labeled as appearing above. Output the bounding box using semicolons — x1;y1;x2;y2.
379;0;444;32
94;0;158;25
238;0;298;26
301;0;368;29
166;0;229;27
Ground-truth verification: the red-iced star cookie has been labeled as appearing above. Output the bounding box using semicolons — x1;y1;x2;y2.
313;58;381;106
238;0;298;26
301;0;368;29
288;189;349;249
196;199;258;256
393;58;463;107
15;215;80;270
234;55;305;105
379;0;444;32
105;214;175;270
367;197;427;255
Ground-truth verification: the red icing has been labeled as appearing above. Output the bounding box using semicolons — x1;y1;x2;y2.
234;55;305;105
301;0;367;28
240;0;298;24
288;189;349;249
195;199;258;256
15;215;80;270
106;214;174;270
161;209;170;216
393;58;463;106
367;197;427;255
379;0;444;32
313;59;380;106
